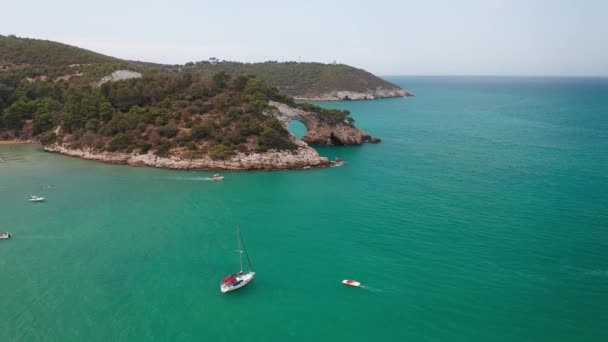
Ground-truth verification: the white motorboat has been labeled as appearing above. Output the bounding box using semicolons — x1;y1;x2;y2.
211;174;224;181
331;158;344;167
220;227;255;293
29;195;45;202
0;232;11;239
342;279;361;287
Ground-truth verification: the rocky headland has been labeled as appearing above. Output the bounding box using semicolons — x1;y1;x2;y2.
41;100;378;170
44;140;331;170
293;87;413;101
269;102;381;145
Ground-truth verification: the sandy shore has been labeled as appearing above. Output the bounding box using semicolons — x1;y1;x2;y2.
0;140;37;145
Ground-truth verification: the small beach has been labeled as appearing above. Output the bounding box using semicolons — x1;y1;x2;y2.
0;140;35;145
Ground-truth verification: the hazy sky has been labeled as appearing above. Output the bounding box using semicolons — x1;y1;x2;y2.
2;0;607;76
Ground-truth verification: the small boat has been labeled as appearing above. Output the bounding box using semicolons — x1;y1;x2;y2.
29;195;45;202
211;174;224;181
0;232;11;239
220;227;255;293
342;279;361;287
331;158;344;167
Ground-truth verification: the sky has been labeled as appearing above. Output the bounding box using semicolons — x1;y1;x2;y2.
2;0;607;76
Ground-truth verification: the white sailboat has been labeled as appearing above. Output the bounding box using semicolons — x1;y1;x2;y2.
220;227;255;293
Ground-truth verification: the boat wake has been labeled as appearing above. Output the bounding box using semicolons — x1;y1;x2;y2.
358;285;383;293
13;235;70;240
171;177;214;181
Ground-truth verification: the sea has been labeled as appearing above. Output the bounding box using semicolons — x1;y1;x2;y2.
1;76;607;341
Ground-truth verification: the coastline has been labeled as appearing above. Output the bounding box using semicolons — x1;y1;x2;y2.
0;140;36;145
43;140;332;171
294;88;413;101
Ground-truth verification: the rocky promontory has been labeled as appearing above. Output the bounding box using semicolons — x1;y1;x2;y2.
178;60;413;102
269;101;380;145
293;87;413;101
44;140;331;171
41;98;378;171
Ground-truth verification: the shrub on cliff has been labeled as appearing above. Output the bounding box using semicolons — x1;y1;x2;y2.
155;138;173;157
2;96;36;129
107;133;132;152
39;132;57;145
155;122;179;138
257;118;297;152
210;143;234;160
33;111;55;135
297;102;354;125
190;123;214;140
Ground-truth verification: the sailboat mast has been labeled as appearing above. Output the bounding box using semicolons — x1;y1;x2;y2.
241;230;254;272
237;227;243;273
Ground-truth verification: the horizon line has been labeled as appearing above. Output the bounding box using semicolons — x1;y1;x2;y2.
379;74;608;78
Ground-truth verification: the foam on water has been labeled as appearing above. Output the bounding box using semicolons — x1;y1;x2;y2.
171;176;214;181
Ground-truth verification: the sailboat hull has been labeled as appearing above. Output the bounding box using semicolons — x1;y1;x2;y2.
220;272;255;293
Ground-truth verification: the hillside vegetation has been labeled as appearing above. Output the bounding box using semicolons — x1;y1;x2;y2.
178;61;405;98
0;35;355;159
1;35;408;99
0;35;118;67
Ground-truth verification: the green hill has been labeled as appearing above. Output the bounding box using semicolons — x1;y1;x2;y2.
0;36;360;161
1;35;410;100
0;34;118;67
179;61;411;100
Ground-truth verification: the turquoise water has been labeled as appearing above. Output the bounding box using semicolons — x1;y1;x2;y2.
288;120;307;139
1;77;607;341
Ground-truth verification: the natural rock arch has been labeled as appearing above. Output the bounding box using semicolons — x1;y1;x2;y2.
287;119;308;140
268;101;380;146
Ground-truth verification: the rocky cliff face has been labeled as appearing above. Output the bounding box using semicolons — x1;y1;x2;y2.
92;70;142;87
293;87;413;101
44;140;330;171
302;120;380;145
269;102;381;145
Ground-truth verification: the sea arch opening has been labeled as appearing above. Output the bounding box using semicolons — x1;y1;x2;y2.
287;119;308;140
